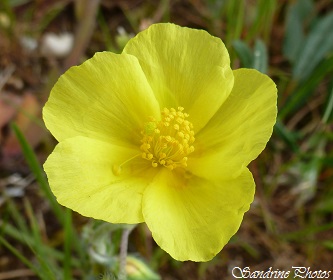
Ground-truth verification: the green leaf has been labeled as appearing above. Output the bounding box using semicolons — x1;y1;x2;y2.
232;40;253;68
293;12;333;81
283;0;313;62
233;39;268;73
279;54;333;119
253;39;268;73
274;120;299;153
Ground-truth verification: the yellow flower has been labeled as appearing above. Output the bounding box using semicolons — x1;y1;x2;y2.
43;23;277;262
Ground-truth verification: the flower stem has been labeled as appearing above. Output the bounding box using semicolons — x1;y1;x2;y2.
118;225;135;280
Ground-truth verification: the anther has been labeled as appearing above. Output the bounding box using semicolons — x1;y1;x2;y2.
140;106;195;170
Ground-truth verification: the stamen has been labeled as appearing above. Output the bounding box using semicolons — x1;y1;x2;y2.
140;107;195;170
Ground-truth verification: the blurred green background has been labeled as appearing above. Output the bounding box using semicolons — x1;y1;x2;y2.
0;0;332;279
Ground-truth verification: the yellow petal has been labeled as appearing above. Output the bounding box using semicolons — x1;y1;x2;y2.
44;136;154;223
142;168;255;261
43;52;160;145
123;23;234;132
189;69;277;180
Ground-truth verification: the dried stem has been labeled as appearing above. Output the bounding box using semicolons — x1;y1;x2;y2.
63;0;101;70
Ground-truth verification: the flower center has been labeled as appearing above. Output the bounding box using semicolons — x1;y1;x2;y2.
140;107;195;170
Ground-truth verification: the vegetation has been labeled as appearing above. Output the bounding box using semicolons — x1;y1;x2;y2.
0;0;332;279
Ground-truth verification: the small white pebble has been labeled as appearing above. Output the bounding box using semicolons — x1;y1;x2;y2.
41;32;74;58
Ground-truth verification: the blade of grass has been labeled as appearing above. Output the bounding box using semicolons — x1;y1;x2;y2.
225;0;244;47
97;11;116;52
7;0;31;7
5;198;30;236
11;122;64;224
37;1;70;33
24;198;42;248
0;233;55;280
274;120;299;153
246;0;277;42
1;0;16;35
0;93;45;129
64;0;101;69
323;241;333;251
160;0;170;23
0;220;81;267
281;222;333;241
279;55;333;119
205;0;225;20
0;235;39;277
64;209;73;280
10;123;86;274
322;83;333;124
24;198;57;280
